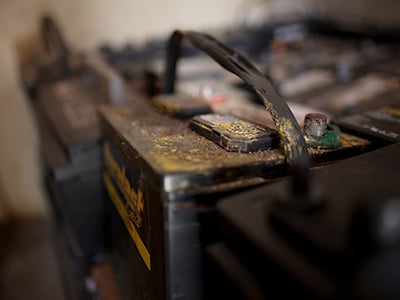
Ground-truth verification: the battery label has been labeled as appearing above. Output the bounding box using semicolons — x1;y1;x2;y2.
103;141;151;270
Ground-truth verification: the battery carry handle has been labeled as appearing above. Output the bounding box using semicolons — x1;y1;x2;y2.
41;16;71;70
163;30;311;200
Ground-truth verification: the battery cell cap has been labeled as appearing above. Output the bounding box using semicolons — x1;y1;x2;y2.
190;114;279;152
152;93;211;118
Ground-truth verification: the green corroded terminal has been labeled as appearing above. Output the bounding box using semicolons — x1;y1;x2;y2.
305;124;341;149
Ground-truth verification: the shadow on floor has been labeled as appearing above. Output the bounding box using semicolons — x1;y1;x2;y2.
0;219;67;300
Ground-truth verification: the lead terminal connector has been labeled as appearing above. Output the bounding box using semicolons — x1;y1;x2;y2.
303;113;341;149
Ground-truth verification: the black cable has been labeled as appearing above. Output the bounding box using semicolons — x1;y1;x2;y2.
163;30;310;199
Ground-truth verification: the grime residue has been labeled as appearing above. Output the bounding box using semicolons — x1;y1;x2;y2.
276;117;306;166
198;114;270;139
102;99;370;177
308;132;370;155
146;129;284;173
213;120;265;138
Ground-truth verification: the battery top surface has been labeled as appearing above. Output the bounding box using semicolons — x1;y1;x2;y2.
100;93;370;195
37;78;103;148
101;100;284;194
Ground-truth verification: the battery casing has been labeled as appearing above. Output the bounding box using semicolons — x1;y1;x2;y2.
100;90;371;299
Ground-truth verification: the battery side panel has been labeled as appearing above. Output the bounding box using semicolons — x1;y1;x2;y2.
103;135;165;300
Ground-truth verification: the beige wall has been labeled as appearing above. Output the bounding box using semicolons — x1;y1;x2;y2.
1;0;265;51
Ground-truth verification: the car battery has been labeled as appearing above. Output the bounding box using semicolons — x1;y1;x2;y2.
214;37;381;113
206;106;400;299
34;76;109;263
20;15;84;99
101;30;373;300
251;31;395;102
207;143;400;300
98;38;212;98
98;43;163;97
335;105;400;143
207;100;400;299
24;14;136;272
303;73;400;117
84;53;127;105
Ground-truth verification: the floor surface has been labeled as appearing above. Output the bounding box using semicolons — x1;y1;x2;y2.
0;219;69;300
0;218;122;300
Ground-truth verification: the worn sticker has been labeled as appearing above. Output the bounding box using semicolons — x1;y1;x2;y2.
103;141;151;270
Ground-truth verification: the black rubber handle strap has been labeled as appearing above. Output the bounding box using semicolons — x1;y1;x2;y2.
41;16;70;62
164;30;310;197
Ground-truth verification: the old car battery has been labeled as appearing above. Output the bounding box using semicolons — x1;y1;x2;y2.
23;12;138;272
33;69;134;300
303;73;400;117
207;142;400;300
335;105;400;143
34;76;109;263
101;30;372;300
205;102;400;299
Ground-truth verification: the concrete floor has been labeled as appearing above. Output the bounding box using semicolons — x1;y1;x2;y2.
0;218;123;300
0;220;70;300
0;220;92;300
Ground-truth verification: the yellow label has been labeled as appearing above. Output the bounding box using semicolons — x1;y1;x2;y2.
103;172;151;270
104;142;144;228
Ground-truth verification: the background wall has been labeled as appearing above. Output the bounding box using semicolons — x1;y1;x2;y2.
0;0;399;223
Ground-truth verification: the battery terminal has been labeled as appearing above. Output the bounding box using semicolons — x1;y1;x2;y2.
303;113;341;149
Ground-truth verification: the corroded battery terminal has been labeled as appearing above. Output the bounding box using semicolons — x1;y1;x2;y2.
303;113;341;149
